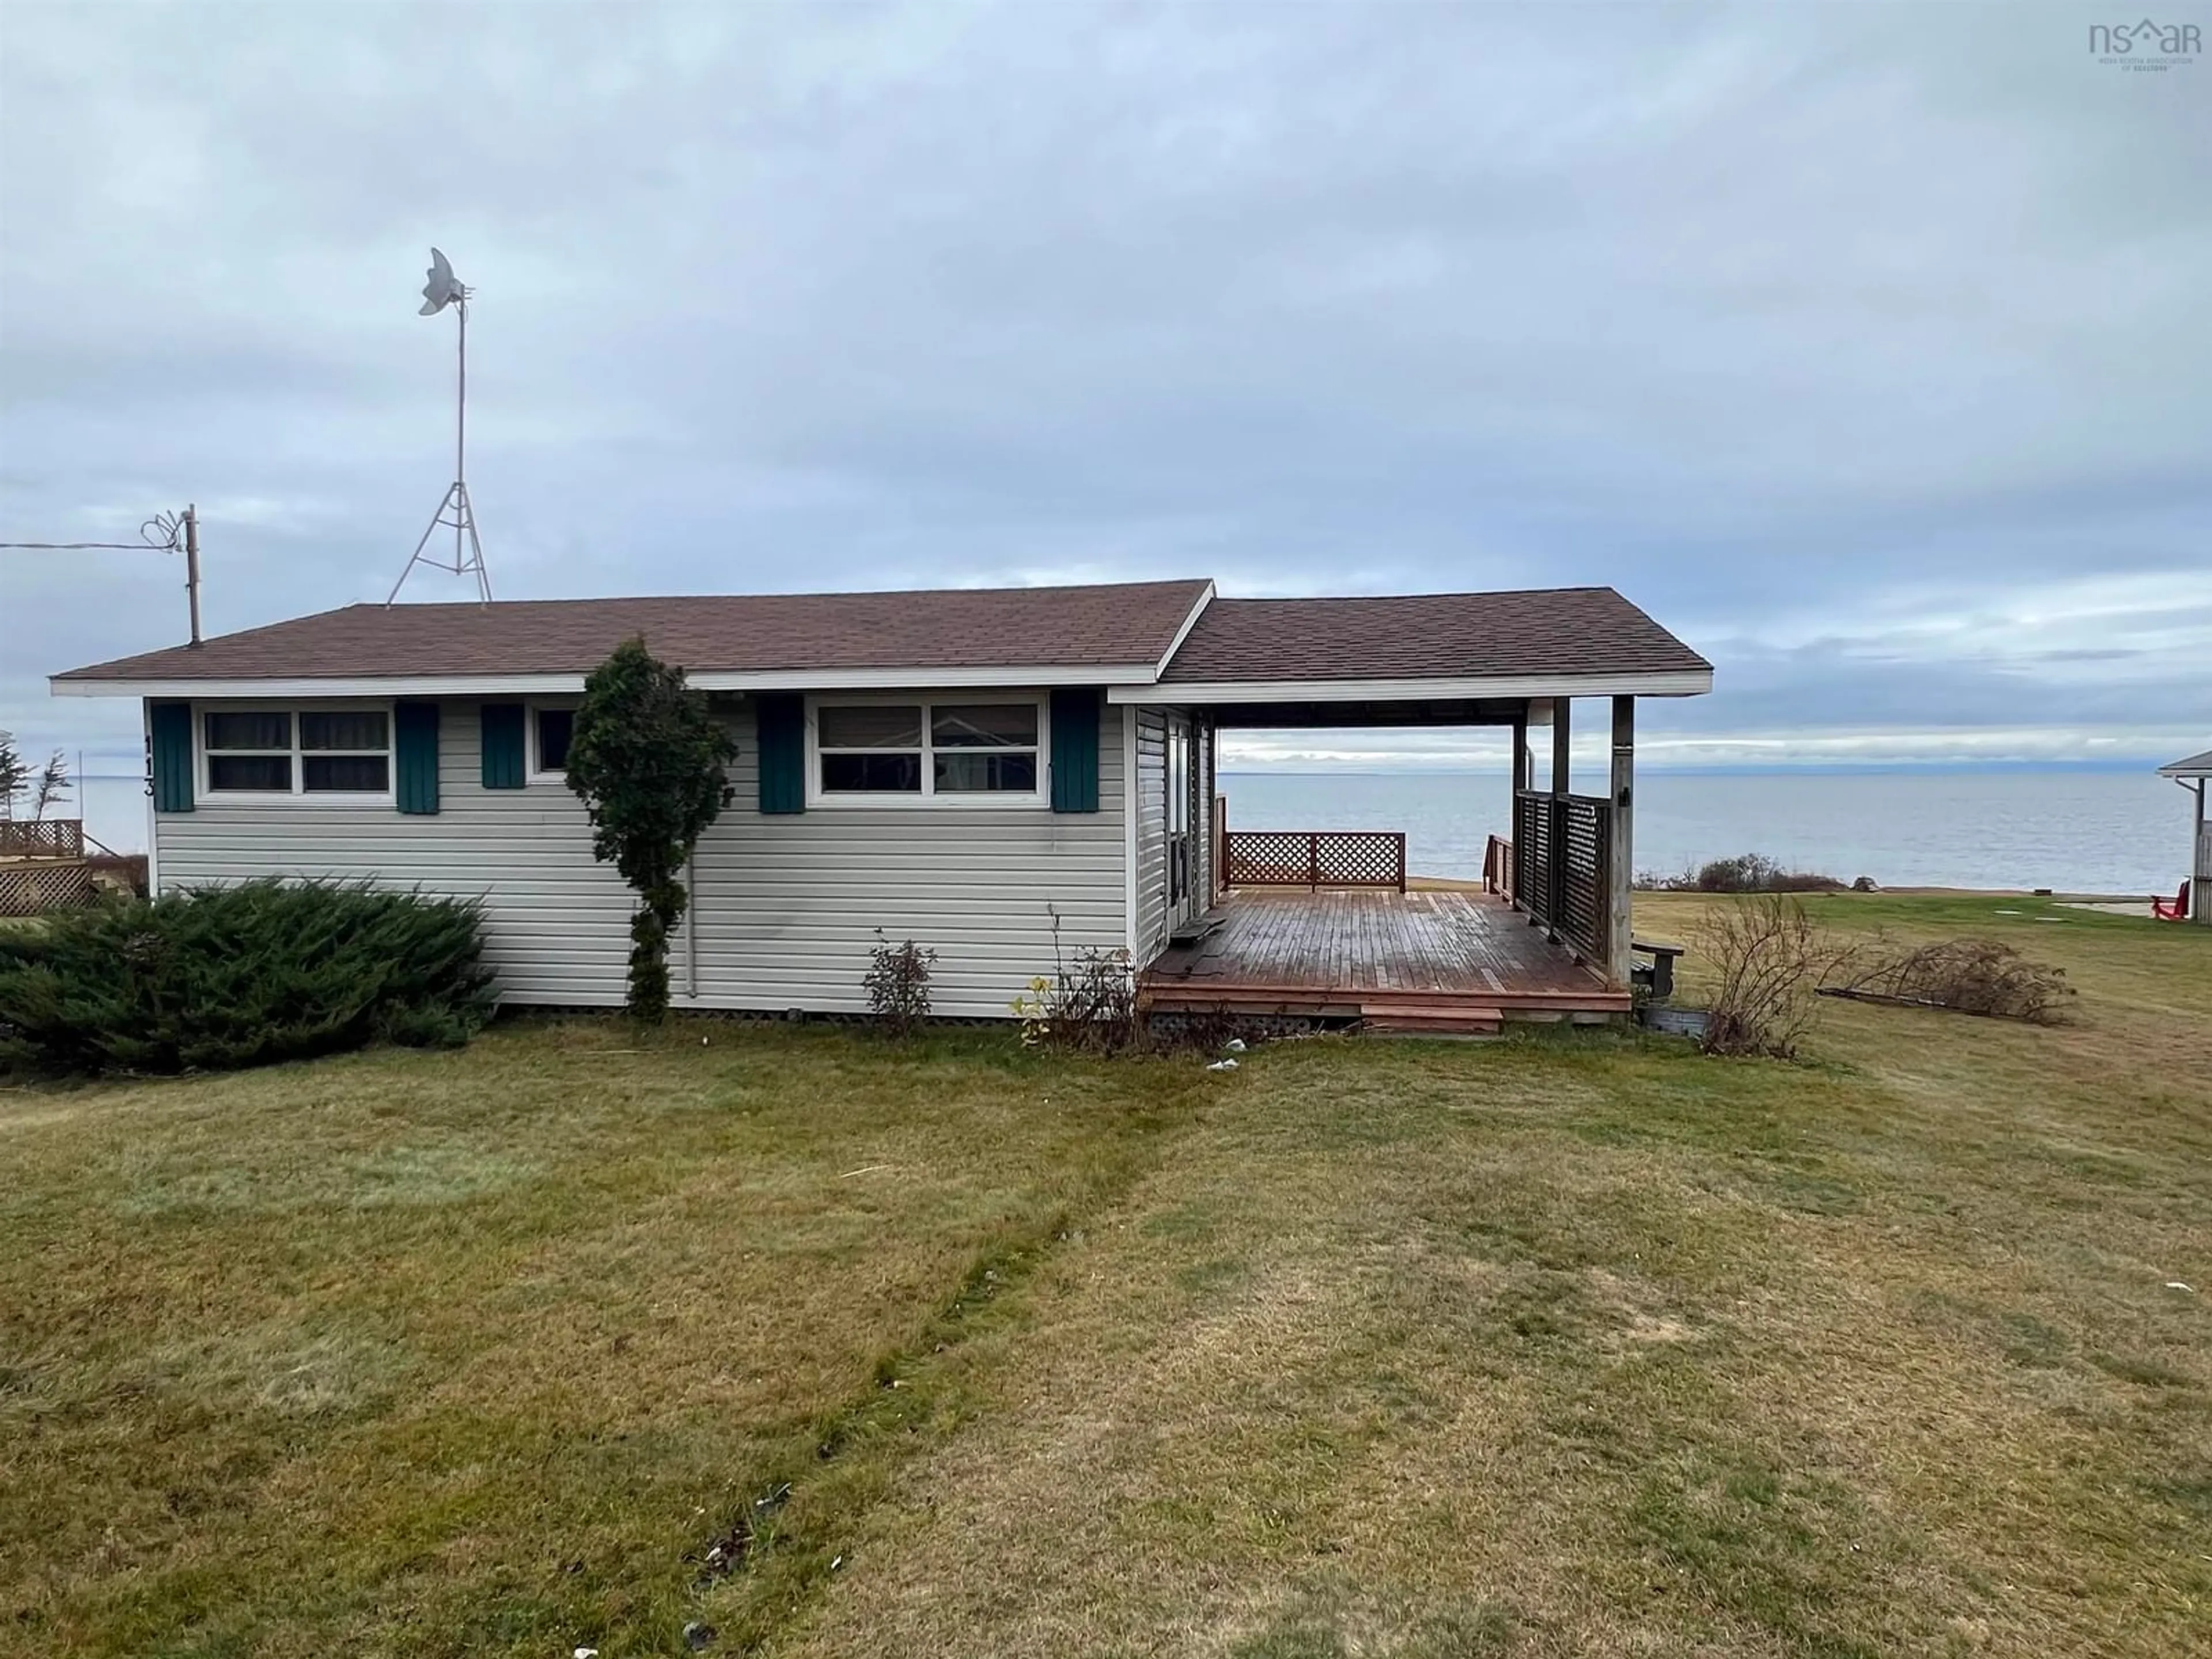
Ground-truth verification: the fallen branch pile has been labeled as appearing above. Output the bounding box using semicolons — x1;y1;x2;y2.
1819;937;2072;1024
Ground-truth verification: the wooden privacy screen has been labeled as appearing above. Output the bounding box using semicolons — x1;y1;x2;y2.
1512;788;1610;963
1224;830;1406;892
1561;795;1609;962
1513;789;1553;926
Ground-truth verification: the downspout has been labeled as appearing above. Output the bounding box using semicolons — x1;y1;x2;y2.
685;849;699;998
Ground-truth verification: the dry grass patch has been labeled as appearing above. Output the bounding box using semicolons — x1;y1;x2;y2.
3;896;2206;1658
1;1021;1206;1657
764;900;2209;1659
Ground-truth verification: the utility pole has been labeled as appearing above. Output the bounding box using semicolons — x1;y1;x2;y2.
0;505;203;647
184;504;202;646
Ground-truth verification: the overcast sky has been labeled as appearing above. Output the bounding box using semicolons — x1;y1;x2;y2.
3;1;2206;783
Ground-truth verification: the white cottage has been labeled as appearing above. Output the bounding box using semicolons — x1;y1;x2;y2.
54;579;1712;1031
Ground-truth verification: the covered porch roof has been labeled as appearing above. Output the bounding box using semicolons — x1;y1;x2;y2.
1111;586;1710;707
2158;748;2212;779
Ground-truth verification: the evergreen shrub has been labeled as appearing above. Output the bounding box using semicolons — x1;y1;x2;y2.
0;879;494;1076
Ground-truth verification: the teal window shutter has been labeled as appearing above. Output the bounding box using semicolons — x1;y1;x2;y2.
149;701;194;813
480;703;525;789
395;701;440;814
756;693;805;814
1051;688;1101;813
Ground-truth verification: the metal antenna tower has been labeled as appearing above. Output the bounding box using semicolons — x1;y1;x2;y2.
388;248;492;603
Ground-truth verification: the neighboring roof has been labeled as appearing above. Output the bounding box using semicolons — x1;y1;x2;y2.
54;579;1214;689
1156;587;1711;685
2160;748;2212;778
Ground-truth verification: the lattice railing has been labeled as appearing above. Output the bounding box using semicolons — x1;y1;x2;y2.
0;819;84;859
1224;830;1406;892
1484;834;1513;898
1512;789;1610;961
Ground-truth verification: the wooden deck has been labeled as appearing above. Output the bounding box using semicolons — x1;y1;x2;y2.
1140;888;1628;1035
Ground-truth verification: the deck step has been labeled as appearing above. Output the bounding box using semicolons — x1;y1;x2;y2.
1142;985;1627;1017
1360;1002;1505;1035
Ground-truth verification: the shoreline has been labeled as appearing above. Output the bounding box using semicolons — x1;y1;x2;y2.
1407;876;2153;903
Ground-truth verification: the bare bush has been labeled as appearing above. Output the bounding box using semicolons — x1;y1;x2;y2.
863;931;937;1037
1821;937;2072;1024
1638;853;1846;894
1694;895;1841;1058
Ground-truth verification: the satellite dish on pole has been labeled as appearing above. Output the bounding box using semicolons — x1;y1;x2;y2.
388;247;492;604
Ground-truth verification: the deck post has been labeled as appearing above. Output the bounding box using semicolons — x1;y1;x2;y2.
1609;695;1635;986
1549;698;1571;944
2193;778;2210;926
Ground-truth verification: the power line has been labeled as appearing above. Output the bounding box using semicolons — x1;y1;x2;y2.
0;506;202;643
0;539;175;550
0;510;187;554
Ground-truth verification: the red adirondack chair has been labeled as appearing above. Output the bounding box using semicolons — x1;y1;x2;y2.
2152;882;2190;921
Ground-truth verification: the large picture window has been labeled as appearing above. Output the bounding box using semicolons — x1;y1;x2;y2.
203;707;391;795
811;698;1044;804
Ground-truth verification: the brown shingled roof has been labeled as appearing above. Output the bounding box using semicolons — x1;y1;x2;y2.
55;579;1214;683
1157;588;1709;683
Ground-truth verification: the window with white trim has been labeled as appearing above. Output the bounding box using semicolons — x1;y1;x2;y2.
202;708;391;794
812;699;1043;801
533;706;575;775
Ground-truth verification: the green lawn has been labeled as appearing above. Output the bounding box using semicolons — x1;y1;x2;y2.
3;896;2207;1657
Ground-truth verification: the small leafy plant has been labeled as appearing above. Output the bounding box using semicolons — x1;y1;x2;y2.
863;931;937;1037
1011;911;1140;1053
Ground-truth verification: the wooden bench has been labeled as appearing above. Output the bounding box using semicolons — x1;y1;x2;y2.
1631;937;1685;1001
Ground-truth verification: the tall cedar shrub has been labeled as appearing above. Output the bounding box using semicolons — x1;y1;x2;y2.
565;638;736;1021
0;880;494;1076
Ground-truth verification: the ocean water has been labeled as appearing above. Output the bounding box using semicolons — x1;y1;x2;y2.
1219;769;2194;896
67;766;2195;896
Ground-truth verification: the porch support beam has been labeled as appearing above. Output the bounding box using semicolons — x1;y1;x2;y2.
1609;695;1635;985
1550;698;1571;944
2192;778;2210;926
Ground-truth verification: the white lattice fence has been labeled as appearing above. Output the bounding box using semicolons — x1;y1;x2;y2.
0;861;97;916
0;820;84;859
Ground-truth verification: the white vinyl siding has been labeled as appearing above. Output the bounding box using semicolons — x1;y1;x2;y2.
691;701;1123;1015
1132;706;1169;967
157;700;635;1003
152;694;1128;1018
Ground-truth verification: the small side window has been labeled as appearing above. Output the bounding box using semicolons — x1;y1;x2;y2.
536;707;575;774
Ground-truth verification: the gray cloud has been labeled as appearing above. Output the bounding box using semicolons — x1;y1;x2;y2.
5;1;2207;787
